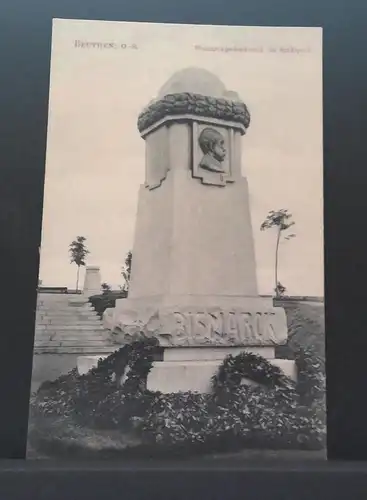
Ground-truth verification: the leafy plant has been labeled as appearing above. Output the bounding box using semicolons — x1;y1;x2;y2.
294;346;325;408
101;282;112;294
260;209;296;297
275;282;287;297
89;290;127;318
69;236;89;292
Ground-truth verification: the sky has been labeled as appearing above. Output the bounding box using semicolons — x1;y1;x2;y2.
39;20;323;296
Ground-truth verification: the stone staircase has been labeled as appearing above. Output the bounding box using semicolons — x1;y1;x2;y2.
34;293;117;355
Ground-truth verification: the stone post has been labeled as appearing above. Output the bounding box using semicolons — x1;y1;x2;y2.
83;266;102;298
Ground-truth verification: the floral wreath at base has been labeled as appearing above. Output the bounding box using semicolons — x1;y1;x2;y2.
90;337;160;395
211;351;296;395
95;342;298;396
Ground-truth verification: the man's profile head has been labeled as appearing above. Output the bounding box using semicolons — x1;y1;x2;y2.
198;127;226;162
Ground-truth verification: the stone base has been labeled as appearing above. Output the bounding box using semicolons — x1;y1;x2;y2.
98;295;292;394
147;358;296;393
77;346;275;375
77;346;296;394
103;295;288;348
160;346;276;361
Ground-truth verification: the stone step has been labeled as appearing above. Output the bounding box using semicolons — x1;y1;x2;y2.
36;322;101;329
36;319;100;325
35;339;114;347
35;332;110;341
36;304;95;313
35;339;110;347
37;295;71;301
34;292;110;354
37;297;92;304
35;326;108;335
36;311;99;318
34;340;112;347
35;324;104;331
35;334;106;340
35;329;109;339
33;346;117;355
37;292;86;298
68;304;95;310
36;312;98;319
36;309;98;315
36;309;98;318
36;319;101;326
36;300;89;308
36;309;98;317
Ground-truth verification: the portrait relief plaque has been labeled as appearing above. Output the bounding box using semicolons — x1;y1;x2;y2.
192;122;236;186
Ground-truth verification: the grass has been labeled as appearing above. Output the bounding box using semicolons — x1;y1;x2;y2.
27;416;326;461
27;416;142;460
276;301;324;360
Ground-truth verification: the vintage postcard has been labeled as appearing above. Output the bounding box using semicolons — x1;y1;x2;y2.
27;19;324;460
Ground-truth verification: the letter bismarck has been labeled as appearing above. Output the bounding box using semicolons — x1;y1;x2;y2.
167;309;283;346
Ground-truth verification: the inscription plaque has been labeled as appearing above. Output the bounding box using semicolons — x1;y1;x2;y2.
154;307;287;347
109;305;288;348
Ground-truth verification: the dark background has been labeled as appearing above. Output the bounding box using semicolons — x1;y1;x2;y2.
0;0;366;484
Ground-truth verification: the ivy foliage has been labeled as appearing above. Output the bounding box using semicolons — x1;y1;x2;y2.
212;351;296;392
89;290;127;318
31;339;326;455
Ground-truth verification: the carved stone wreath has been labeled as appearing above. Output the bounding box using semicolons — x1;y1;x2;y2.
137;92;251;133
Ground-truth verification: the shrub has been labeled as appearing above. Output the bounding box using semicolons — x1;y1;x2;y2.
31;340;326;456
140;355;325;452
32;339;160;429
294;345;325;408
89;290;127;318
275;302;325;360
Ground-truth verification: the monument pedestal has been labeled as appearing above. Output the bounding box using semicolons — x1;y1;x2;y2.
147;359;296;392
83;68;296;392
100;293;293;392
147;346;296;392
103;295;288;347
77;345;296;392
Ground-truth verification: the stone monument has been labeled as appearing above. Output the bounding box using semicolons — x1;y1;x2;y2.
102;67;295;392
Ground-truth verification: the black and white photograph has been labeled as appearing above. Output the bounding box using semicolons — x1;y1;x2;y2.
27;19;325;460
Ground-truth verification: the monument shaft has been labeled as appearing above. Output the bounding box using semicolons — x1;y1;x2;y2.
129;122;258;299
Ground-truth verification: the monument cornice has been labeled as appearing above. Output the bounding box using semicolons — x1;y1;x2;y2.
137;92;251;134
